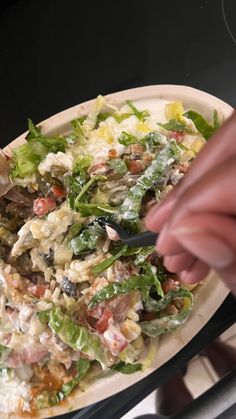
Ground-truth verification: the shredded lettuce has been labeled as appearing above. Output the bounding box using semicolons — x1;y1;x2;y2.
75;202;118;217
11;119;68;178
112;361;142;374
69;222;104;255
184;110;219;140
135;247;156;265
108;159;128;174
112;112;132;123
11;141;48;178
92;245;140;275
158;119;186;132
46;307;105;364
120;140;180;231
118;131;139;146
73;155;93;175
88;271;163;309
27;119;67;153
140;288;193;337
126;100;149;122
84;95;105;131
74;175;106;204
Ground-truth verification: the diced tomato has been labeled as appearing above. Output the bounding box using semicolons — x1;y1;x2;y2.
87;305;104;319
170;131;184;142
95;309;112;333
128;160;144;174
33;197;56;216
51;185;66;198
162;278;180;294
103;326;128;356
28;284;47;298
140;311;156;321
89;163;109;175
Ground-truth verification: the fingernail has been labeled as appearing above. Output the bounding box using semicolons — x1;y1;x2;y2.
172;227;234;269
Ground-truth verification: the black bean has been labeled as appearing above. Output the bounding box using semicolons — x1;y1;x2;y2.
60;277;77;297
44;249;54;266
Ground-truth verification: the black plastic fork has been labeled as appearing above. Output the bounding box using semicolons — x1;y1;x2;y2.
97;217;158;247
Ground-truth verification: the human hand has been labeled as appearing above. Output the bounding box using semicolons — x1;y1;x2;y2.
145;111;236;294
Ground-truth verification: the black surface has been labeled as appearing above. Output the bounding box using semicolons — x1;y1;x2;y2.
173;368;236;419
0;0;236;145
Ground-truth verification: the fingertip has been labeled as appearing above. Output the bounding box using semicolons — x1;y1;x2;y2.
145;198;175;231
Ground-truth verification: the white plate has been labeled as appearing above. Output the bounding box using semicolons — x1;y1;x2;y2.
3;85;233;418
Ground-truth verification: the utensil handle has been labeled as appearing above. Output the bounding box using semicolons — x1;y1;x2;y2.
124;231;158;247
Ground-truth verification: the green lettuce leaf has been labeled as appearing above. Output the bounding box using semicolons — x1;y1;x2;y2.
135;247;155;265
48;307;105;364
126;100;149;122
88;273;161;309
120;140;180;231
11;142;48;178
11;119;68;178
140;288;193;337
96;112;113;125
57;359;90;400
75;202;118;217
64;223;83;245
183;110;219;140
158;119;186;132
112;361;142;374
27;119;67;153
73;155;93;176
118;131;139;146
69;222;104;255
92;245;128;275
142;263;164;298
108;159;128;174
112;113;132;123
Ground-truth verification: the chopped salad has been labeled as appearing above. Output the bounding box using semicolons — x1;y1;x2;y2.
0;96;220;414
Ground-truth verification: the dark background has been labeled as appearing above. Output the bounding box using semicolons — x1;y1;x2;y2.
0;0;236;146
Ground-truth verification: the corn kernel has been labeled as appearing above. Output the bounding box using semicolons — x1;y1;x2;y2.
182;150;195;162
191;138;205;154
120;319;141;341
127;309;139;322
133;335;144;349
137;122;151;133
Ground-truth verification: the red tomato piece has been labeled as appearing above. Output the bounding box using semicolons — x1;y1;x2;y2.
95;309;112;333
170;131;184;142
28;284;47;298
103;326;128;356
33;197;56;216
51;185;66;198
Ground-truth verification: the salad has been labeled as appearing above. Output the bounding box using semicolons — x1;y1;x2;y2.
0;96;221;415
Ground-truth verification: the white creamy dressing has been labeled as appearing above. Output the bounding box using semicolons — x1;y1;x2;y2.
0;366;33;414
38;150;74;175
